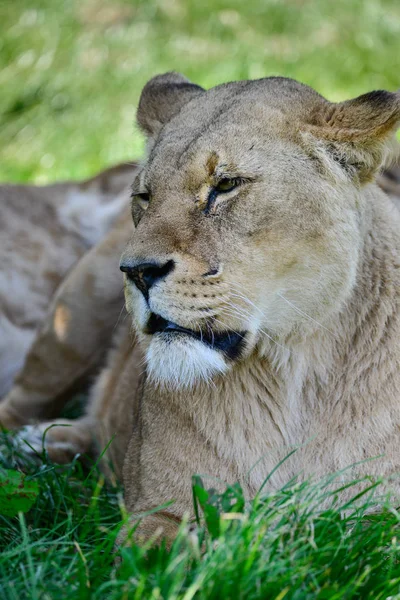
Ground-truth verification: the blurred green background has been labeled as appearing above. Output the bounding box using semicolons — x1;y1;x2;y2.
1;0;399;183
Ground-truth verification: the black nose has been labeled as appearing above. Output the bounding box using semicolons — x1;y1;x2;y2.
120;260;175;298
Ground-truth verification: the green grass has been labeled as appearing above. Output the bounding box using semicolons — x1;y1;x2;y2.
1;0;399;183
1;432;400;599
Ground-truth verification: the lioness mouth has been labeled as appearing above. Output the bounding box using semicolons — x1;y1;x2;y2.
145;313;246;360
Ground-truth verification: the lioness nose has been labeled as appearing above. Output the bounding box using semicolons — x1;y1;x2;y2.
120;260;175;297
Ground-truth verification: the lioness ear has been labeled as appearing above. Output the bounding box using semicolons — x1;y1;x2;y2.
137;72;205;137
305;90;400;183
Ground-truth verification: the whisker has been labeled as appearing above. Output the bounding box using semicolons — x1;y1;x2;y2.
213;290;291;351
228;281;335;337
212;317;245;341
113;288;127;332
199;322;204;344
217;305;290;353
277;292;336;337
228;288;267;320
205;319;216;347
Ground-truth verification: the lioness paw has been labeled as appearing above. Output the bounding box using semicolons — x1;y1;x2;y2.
14;418;93;464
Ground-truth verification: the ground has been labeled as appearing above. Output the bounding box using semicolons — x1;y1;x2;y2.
1;1;400;598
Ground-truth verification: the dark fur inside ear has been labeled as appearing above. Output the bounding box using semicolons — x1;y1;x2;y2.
137;72;205;137
306;90;400;182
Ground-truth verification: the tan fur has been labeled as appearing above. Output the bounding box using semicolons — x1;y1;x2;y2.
0;163;136;399
1;75;400;546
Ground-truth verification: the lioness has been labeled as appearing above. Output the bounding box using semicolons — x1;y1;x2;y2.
0;162;136;400
1;73;400;543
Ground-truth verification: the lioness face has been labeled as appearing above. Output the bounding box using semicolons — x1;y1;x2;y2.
121;75;396;388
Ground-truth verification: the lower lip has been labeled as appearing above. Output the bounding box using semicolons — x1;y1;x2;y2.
153;327;246;361
156;328;200;342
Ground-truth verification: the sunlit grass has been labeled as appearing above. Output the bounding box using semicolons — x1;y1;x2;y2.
1;431;400;599
1;0;399;182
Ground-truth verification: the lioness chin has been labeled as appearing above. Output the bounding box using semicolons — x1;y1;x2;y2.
1;73;400;545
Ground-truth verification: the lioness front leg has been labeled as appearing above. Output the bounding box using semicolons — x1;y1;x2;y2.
120;391;237;546
0;209;132;431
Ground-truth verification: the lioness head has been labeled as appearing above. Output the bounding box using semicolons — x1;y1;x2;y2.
120;73;400;388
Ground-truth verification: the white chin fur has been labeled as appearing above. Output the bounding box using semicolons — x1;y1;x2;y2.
146;335;228;389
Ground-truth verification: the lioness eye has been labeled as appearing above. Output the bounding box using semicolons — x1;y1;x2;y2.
215;178;239;193
133;192;150;210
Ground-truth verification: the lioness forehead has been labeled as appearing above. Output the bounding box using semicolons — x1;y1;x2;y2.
145;77;324;181
163;76;325;135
